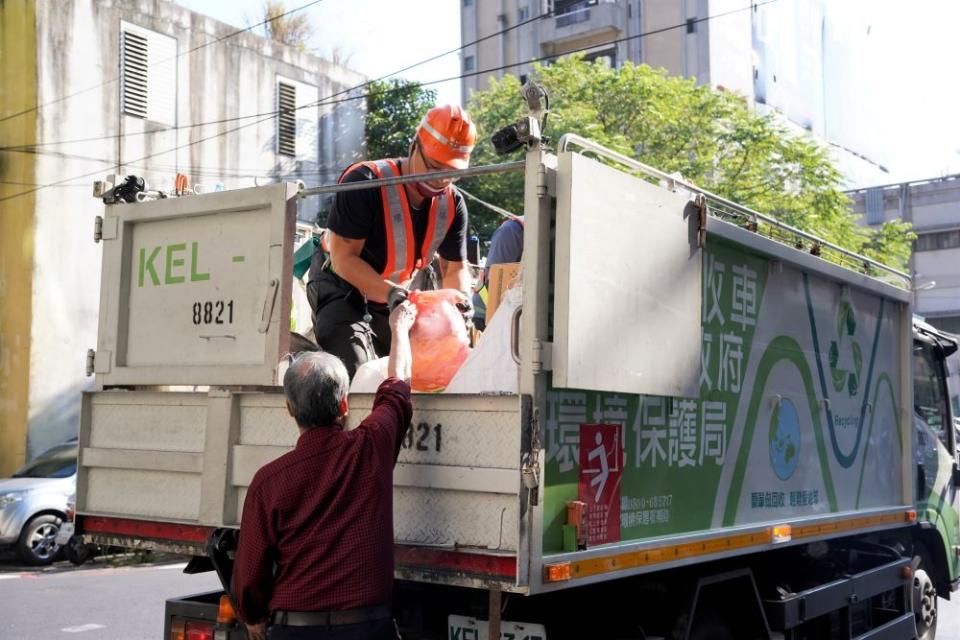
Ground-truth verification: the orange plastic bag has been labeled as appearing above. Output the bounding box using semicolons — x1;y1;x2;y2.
408;289;470;392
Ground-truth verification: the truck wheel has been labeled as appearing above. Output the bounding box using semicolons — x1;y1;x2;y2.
673;611;735;640
913;556;938;640
16;514;63;566
64;536;97;566
688;613;735;640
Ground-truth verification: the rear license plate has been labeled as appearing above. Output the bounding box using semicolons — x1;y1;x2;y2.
55;521;75;546
448;614;546;640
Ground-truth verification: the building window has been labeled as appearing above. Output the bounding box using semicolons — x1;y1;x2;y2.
686;17;697;34
277;81;297;157
518;5;530;21
464;55;475;72
120;23;176;125
915;229;960;252
865;187;885;225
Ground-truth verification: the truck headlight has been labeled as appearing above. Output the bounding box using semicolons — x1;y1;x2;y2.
0;493;25;508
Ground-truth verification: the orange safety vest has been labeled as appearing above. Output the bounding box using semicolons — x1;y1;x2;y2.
336;159;456;285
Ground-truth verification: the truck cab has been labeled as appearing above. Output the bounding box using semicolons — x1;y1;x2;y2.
913;319;960;638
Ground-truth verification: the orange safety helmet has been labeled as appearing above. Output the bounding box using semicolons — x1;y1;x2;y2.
416;104;477;170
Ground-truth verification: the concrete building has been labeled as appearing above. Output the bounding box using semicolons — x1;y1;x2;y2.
0;0;366;474
462;0;751;103
460;0;939;189
849;177;960;335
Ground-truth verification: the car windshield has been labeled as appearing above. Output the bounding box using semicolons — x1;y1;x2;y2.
12;444;77;479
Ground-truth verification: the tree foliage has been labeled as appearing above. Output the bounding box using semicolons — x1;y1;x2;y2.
364;80;437;160
462;56;913;270
260;1;314;50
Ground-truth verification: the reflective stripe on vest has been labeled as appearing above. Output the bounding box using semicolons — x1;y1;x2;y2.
337;159;456;284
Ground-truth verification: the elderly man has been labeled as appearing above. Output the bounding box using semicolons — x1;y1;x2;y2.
233;300;417;640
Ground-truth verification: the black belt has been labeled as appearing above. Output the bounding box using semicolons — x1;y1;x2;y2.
271;604;392;627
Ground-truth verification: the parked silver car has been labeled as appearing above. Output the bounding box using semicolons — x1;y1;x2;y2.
0;440;76;566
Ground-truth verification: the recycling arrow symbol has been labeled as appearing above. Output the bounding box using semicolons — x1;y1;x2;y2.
828;300;863;398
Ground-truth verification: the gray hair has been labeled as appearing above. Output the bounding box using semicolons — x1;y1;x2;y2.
283;352;350;428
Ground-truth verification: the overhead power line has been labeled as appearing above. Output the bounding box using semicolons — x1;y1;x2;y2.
0;11;545;152
0;0;781;203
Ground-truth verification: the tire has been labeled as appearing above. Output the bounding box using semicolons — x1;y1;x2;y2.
673;610;736;640
16;514;63;566
688;613;735;640
913;555;938;640
64;536;96;566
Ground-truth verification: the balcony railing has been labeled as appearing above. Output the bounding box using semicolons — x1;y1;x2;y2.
557;8;590;28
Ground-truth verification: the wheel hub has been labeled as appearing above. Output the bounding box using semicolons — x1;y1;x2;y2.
29;523;60;561
914;571;937;632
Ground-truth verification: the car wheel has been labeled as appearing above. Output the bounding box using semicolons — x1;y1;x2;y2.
17;514;63;566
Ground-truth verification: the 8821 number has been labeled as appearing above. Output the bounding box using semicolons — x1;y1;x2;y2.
402;422;442;453
192;300;234;325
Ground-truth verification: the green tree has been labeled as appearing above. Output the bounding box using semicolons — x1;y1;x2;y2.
462;56;913;270
365;80;437;160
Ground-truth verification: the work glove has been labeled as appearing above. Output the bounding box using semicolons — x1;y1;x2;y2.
387;285;410;312
456;295;475;330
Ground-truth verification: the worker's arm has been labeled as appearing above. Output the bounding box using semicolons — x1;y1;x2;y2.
442;259;471;295
328;231;394;303
387;300;416;382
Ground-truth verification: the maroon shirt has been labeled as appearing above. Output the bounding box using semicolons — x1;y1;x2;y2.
233;378;413;623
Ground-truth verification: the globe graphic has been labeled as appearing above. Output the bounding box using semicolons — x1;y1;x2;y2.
769;398;801;480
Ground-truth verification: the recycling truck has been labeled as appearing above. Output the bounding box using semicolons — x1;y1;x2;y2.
71;111;960;639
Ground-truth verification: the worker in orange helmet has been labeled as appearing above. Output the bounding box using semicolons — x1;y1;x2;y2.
307;104;477;378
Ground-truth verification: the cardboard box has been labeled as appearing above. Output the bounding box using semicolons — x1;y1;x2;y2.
486;262;521;324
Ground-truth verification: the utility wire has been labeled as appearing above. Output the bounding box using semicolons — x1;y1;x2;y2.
459;188;521;221
0;0;330;124
4;0;779;155
0;11;546;152
0;0;780;203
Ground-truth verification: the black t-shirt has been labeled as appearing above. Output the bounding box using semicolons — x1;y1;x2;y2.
326;161;468;275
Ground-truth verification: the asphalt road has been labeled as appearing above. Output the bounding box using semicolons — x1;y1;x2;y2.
0;551;221;639
3;550;960;639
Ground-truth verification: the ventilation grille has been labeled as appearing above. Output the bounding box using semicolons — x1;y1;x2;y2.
277;82;297;157
121;31;148;119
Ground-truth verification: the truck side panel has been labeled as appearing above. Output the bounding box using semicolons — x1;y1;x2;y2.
534;151;913;591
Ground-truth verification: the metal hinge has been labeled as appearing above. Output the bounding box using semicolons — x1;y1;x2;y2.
87;349;111;375
695;193;708;248
93;216;117;243
521;406;542;505
537;162;548;199
531;339;553;373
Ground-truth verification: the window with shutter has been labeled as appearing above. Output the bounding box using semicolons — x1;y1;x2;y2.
121;31;148;119
277;82;297;157
120;23;177;125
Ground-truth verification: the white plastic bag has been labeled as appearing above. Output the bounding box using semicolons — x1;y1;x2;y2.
444;287;521;395
350;356;389;394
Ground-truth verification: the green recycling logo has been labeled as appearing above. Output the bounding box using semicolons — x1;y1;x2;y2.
828;300;863;398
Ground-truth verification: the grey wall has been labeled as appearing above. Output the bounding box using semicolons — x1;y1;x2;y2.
25;0;366;459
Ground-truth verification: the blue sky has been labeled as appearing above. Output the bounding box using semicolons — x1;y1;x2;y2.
175;0;463;106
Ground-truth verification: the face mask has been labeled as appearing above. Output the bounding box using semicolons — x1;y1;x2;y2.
414;181;445;198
